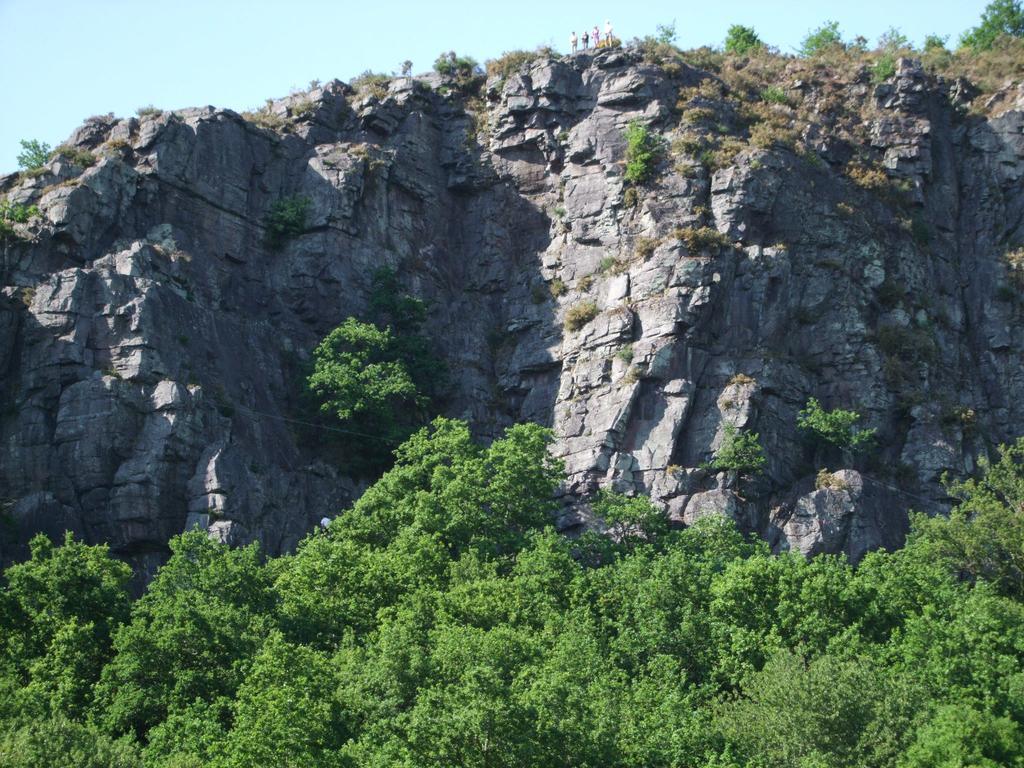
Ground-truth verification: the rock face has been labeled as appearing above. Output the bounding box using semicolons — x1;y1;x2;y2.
2;51;1023;575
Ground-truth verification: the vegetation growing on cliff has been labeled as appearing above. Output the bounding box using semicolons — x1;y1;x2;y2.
306;268;447;474
3;426;1024;767
263;195;310;250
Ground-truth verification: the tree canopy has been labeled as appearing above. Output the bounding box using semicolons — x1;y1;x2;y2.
2;422;1024;766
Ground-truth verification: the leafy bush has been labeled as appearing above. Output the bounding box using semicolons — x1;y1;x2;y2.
623;120;664;185
800;21;843;56
0;201;40;244
872;53;897;82
913;436;1024;598
797;397;877;452
16;140;50;171
749;121;799;149
485;50;537;81
924;34;949;52
708;424;767;475
0;717;141;768
49;146;96;168
564;301;598;331
960;0;1024;51
760;85;790;104
433;51;482;88
593;489;669;544
350;71;391;99
0;201;39;225
725;24;763;55
262;195;309;249
242;105;289;132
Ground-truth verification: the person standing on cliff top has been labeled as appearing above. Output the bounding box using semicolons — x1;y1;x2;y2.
605;20;614;44
582;29;589;49
570;30;578;53
593;24;601;47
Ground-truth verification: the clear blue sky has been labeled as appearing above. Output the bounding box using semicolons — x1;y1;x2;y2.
0;0;990;173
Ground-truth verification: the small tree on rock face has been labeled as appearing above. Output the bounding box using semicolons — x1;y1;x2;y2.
724;25;763;55
16;140;51;171
797;398;876;454
308;318;423;426
708;424;767;476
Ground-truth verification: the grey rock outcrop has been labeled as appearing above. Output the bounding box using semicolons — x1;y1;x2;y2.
2;50;1023;575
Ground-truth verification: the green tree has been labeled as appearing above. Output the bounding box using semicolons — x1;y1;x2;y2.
1;533;131;720
715;650;893;768
797;397;876;454
724;24;763;55
95;532;275;738
16;139;51;171
708;424;767;475
911;437;1024;598
655;21;677;44
0;717;140;768
307;269;447;475
899;703;1024;767
263;195;309;249
218;633;349;768
309;317;421;424
800;21;843;56
960;0;1024;51
275;419;562;644
592;489;669;546
141;698;229;768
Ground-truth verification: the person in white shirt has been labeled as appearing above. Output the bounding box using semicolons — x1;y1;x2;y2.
605;20;614;44
570;30;578;53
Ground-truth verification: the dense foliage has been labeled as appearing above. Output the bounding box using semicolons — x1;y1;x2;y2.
3;422;1024;766
306;268;446;474
623;120;664;186
799;20;844;57
15;139;50;171
961;0;1024;51
263;195;310;250
797;397;877;455
724;24;763;55
708;424;767;475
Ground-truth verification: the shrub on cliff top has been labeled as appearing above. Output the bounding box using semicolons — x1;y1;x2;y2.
725;24;764;56
800;21;843;57
49;146;96;169
960;0;1024;51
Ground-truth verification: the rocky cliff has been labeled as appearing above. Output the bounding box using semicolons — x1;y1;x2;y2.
3;48;1024;577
